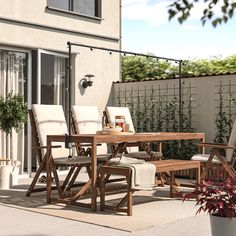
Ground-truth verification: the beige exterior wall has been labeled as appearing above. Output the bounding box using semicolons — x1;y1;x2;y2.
113;74;236;143
0;0;121;173
0;0;121;110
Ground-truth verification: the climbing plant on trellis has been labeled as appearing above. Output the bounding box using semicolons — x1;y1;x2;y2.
114;81;198;160
214;80;236;144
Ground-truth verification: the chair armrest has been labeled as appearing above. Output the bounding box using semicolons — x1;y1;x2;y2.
199;143;236;150
34;145;62;149
76;143;102;147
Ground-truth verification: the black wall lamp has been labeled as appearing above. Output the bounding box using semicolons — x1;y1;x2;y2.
81;74;95;88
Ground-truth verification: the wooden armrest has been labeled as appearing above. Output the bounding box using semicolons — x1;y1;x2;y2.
77;143;101;147
34;145;62;149
199;143;236;150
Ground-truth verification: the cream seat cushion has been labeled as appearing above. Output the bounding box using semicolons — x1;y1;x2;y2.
32;104;70;159
191;154;220;164
191;118;236;164
72;105;108;155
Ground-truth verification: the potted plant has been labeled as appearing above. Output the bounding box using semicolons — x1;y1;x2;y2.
0;92;27;188
186;177;236;236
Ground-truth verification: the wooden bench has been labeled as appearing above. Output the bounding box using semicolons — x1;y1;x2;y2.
100;159;200;216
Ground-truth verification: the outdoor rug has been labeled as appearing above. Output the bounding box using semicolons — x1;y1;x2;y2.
0;186;200;232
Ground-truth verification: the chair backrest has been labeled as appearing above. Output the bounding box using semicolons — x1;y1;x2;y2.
105;106;138;152
72;105;107;154
105;106;135;132
226;118;236;163
29;109;43;165
32;104;69;159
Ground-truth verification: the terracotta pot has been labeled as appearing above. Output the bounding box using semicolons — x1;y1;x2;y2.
210;214;236;236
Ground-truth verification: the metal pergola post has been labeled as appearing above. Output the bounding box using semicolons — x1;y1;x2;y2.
178;60;183;132
65;42;72;158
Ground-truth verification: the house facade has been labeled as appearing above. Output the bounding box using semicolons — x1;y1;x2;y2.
0;0;121;175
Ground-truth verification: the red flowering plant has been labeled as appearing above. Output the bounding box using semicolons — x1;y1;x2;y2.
185;177;236;218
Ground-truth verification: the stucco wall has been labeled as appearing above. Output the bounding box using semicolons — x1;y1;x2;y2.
0;0;120;41
113;74;236;143
0;0;121;173
0;0;121;112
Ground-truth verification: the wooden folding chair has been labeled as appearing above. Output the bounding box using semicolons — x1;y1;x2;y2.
104;106;163;161
71;105;110;161
104;106;169;186
71;105;126;185
191;118;236;180
26;105;93;198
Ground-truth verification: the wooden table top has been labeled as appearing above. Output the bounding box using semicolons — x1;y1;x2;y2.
47;132;205;143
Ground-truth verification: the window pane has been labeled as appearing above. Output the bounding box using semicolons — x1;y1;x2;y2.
48;0;69;11
41;53;66;107
73;0;95;16
0;50;27;97
41;54;54;104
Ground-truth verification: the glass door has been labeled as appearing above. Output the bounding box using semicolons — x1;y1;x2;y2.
31;50;68;171
0;48;30;174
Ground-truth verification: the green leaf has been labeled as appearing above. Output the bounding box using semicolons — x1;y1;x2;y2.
0;92;27;134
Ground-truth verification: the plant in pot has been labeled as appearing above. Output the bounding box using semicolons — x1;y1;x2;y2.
186;177;236;236
0;92;27;188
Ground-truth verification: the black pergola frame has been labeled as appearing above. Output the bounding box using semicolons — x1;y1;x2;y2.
65;41;183;155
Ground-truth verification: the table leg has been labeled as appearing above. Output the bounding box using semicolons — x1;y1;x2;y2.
91;139;97;212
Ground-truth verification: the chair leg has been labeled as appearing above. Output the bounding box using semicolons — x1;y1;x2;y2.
100;169;105;211
127;170;132;216
65;166;82;192
61;166;76;191
26;158;46;197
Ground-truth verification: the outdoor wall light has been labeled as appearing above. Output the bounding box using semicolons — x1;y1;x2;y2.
81;74;95;88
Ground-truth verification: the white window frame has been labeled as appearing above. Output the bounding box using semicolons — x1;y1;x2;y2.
37;49;68;104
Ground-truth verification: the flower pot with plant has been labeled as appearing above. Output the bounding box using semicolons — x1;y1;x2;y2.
0;92;27;188
186;177;236;236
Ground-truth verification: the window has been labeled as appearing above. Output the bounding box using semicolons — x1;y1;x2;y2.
48;0;101;17
40;53;67;106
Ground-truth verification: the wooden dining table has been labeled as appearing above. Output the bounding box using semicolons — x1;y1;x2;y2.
46;132;205;212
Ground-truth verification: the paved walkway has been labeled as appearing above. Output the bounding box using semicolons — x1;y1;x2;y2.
0;204;211;236
0;175;211;236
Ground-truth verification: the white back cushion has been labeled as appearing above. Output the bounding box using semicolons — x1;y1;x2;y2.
72;105;107;154
106;106;138;152
226;118;236;162
32;104;69;158
105;106;135;132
